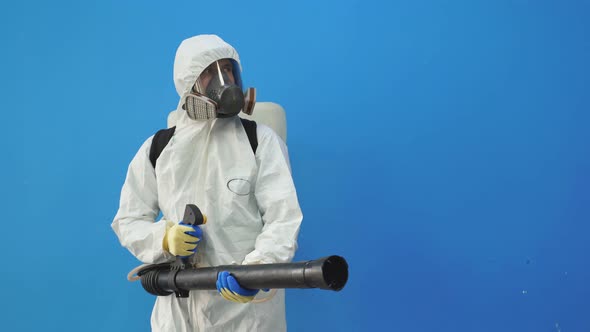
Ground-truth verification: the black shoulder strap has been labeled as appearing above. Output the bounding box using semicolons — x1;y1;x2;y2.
149;119;257;169
240;118;258;154
149;126;176;168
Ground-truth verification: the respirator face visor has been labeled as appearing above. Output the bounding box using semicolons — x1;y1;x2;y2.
184;59;256;120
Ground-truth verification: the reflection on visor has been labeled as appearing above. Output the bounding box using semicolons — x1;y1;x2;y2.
194;59;242;94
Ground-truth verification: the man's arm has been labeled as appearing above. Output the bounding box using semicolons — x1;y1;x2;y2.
243;124;303;265
111;137;174;264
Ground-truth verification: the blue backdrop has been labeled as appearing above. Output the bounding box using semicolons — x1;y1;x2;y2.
3;0;589;331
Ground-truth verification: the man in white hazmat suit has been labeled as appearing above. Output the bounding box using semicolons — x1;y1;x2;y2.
111;34;303;331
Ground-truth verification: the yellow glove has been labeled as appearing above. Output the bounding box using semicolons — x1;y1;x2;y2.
162;222;202;257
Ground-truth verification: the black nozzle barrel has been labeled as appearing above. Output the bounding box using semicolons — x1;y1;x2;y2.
140;256;348;296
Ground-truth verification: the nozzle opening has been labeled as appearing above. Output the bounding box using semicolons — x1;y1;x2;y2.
322;256;349;291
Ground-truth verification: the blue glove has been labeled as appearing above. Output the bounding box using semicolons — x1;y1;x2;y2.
216;271;264;303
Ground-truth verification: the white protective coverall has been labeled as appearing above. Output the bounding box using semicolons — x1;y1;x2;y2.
112;35;303;331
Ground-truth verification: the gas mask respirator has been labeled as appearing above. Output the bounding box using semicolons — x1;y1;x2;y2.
183;59;256;120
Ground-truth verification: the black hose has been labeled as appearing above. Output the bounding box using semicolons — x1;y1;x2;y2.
139;255;348;297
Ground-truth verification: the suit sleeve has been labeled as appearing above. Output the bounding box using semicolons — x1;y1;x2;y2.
243;125;303;265
111;137;174;264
